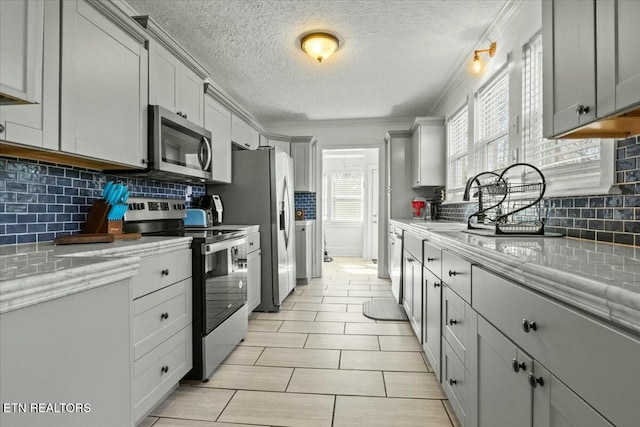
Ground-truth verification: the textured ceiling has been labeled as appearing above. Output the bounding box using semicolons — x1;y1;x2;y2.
126;0;508;124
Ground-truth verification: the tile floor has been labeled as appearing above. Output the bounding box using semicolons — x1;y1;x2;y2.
144;257;460;427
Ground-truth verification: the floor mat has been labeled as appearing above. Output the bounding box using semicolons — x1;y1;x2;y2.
362;298;408;321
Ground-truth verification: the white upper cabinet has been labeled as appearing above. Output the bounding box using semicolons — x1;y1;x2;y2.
0;0;57;150
542;0;597;137
543;0;640;139
596;0;640;117
290;138;316;192
411;118;445;188
204;95;232;183
231;114;259;150
148;39;204;127
60;0;148;168
265;136;291;155
0;0;43;105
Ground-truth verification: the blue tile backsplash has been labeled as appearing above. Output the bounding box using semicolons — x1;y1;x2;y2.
438;135;640;246
294;192;316;220
0;157;205;245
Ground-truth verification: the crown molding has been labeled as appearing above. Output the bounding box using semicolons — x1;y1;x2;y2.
133;15;209;78
87;0;148;43
265;116;415;131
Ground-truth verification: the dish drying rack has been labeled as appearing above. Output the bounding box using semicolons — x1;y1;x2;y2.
466;163;547;235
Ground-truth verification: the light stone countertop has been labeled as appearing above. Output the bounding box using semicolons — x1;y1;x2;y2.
391;219;640;335
0;236;192;315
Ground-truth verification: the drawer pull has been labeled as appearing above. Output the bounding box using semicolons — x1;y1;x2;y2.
160;312;169;320
448;270;458;277
511;359;526;373
433;281;441;288
522;319;537;333
161;269;170;276
407;258;414;263
161;365;170;374
448;378;457;386
426;257;436;262
528;373;544;388
448;319;458;326
249;242;254;246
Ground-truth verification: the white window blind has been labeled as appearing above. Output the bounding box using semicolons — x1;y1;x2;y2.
447;105;469;196
476;68;509;172
330;171;364;222
522;32;609;195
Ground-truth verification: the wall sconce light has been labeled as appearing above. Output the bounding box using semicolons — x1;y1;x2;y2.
472;41;497;74
301;32;339;63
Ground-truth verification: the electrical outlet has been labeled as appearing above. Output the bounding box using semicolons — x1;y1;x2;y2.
185;185;193;201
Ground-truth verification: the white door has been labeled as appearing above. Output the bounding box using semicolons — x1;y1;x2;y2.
369;167;379;261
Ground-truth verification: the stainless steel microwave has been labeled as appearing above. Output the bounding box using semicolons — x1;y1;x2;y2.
148;105;212;181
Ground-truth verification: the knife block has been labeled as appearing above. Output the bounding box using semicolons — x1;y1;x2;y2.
83;200;122;235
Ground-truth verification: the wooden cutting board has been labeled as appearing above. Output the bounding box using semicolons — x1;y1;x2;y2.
54;233;115;245
114;233;142;240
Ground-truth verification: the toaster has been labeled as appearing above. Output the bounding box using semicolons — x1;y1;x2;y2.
185;209;212;227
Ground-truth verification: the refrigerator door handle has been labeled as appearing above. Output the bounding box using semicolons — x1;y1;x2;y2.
279;201;285;231
282;178;291;248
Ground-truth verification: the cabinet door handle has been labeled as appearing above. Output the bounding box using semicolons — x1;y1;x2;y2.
161;365;170;374
433;281;441;288
511;359;526;373
522;319;537;333
161;269;170;276
448;270;458;277
448;378;457;386
448;318;458;326
426;257;436;262
576;104;590;116
528;373;544;388
249;242;254;246
160;312;169;320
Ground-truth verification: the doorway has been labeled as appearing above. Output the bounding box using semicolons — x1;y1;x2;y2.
321;148;379;261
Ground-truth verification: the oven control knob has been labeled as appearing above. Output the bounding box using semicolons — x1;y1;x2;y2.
137;203;145;210
128;203;136;210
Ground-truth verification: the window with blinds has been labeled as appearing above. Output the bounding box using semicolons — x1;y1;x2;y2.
447;105;469;195
327;171;364;222
476;68;509;172
522;32;604;191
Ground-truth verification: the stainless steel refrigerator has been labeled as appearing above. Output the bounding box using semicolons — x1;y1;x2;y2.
208;147;296;312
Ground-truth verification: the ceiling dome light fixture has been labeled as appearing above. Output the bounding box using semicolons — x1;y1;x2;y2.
301;32;339;63
472;41;497;74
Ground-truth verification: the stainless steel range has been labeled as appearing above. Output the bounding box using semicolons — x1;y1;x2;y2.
124;197;248;381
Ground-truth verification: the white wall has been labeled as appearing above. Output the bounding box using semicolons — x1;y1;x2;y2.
430;0;542;181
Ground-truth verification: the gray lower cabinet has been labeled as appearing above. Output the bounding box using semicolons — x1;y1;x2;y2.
0;279;133;427
402;249;414;320
443;339;476;427
475;315;532;427
402;248;423;341
475;315;614;427
532;362;613;427
246;231;262;312
131;248;193;424
473;267;639;427
422;266;442;380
